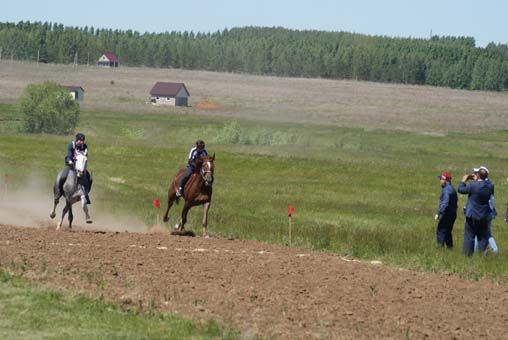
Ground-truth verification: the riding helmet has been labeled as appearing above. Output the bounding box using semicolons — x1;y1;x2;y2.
75;133;85;141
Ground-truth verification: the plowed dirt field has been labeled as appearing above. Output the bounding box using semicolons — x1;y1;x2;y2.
1;224;507;339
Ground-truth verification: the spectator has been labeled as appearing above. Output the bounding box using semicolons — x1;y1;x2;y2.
458;167;494;256
434;171;458;248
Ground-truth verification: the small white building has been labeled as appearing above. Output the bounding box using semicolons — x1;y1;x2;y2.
97;52;119;67
149;82;190;106
63;86;85;102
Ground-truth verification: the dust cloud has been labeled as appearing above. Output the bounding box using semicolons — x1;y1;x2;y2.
0;172;149;232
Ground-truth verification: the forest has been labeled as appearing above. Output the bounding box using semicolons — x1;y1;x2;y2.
1;21;507;91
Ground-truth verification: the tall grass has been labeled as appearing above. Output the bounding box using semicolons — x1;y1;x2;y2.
2;104;508;279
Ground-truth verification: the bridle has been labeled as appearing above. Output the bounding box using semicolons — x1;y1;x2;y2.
200;160;214;186
74;152;87;178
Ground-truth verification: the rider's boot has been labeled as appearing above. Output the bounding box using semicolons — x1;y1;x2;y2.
176;186;183;198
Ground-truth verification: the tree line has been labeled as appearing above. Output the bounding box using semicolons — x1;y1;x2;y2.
1;21;508;91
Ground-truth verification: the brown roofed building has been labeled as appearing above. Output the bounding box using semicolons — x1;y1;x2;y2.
149;82;190;106
97;52;119;67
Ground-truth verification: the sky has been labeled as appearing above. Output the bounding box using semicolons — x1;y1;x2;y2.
1;0;507;47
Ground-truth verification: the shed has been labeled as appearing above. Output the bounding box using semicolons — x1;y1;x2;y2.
63;85;85;102
149;82;190;106
97;52;119;67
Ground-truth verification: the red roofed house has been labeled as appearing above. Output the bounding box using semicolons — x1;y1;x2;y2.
63;85;85;102
97;52;119;67
149;82;190;106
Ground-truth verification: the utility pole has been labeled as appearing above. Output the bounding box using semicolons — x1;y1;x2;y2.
87;52;90;66
74;52;78;66
37;49;39;65
0;47;2;61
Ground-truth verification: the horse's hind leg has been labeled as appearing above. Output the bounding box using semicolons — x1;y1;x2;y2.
202;202;211;238
50;183;63;219
163;190;177;223
50;199;59;219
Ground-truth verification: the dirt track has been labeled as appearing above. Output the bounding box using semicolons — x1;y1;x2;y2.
1;224;507;339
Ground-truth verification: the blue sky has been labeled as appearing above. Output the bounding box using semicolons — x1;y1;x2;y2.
1;0;506;47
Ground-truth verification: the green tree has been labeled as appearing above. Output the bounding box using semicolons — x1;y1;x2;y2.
20;81;80;134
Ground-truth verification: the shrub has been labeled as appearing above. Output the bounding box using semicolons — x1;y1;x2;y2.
20;81;80;134
215;121;250;144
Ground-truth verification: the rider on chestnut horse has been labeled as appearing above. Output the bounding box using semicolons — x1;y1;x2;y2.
163;140;215;237
176;140;208;198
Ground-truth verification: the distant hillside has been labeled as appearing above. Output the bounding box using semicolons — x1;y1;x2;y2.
1;21;507;91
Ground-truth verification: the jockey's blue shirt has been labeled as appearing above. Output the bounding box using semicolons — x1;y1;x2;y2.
187;147;208;167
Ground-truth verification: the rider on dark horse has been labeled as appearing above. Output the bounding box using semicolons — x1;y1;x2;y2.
176;140;208;198
58;133;92;204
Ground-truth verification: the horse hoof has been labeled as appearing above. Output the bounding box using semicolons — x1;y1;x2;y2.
56;224;61;231
49;212;56;219
86;219;93;224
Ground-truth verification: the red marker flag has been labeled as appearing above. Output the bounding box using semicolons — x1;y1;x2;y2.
153;198;160;209
288;204;295;217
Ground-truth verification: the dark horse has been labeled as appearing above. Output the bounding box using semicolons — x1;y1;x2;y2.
163;155;215;237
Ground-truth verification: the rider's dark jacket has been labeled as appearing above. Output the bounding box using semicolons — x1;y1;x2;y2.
65;141;88;165
458;179;494;220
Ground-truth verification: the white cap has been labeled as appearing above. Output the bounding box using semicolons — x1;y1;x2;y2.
479;166;489;174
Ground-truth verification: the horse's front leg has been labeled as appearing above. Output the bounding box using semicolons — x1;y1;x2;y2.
57;204;69;231
202;202;211;238
177;202;192;231
67;199;73;230
81;194;92;224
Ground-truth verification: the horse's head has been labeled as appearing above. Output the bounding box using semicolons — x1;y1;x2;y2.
74;152;88;177
199;154;215;187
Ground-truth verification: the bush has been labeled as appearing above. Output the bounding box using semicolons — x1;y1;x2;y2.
215;121;250;144
214;122;298;146
20;81;80;134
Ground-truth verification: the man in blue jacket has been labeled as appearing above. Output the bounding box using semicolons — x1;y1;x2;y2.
458;166;494;256
472;166;498;253
435;172;458;248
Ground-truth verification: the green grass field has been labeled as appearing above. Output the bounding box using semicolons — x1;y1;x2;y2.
2;103;508;280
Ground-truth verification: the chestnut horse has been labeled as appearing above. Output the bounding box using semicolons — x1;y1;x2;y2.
163;155;215;236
